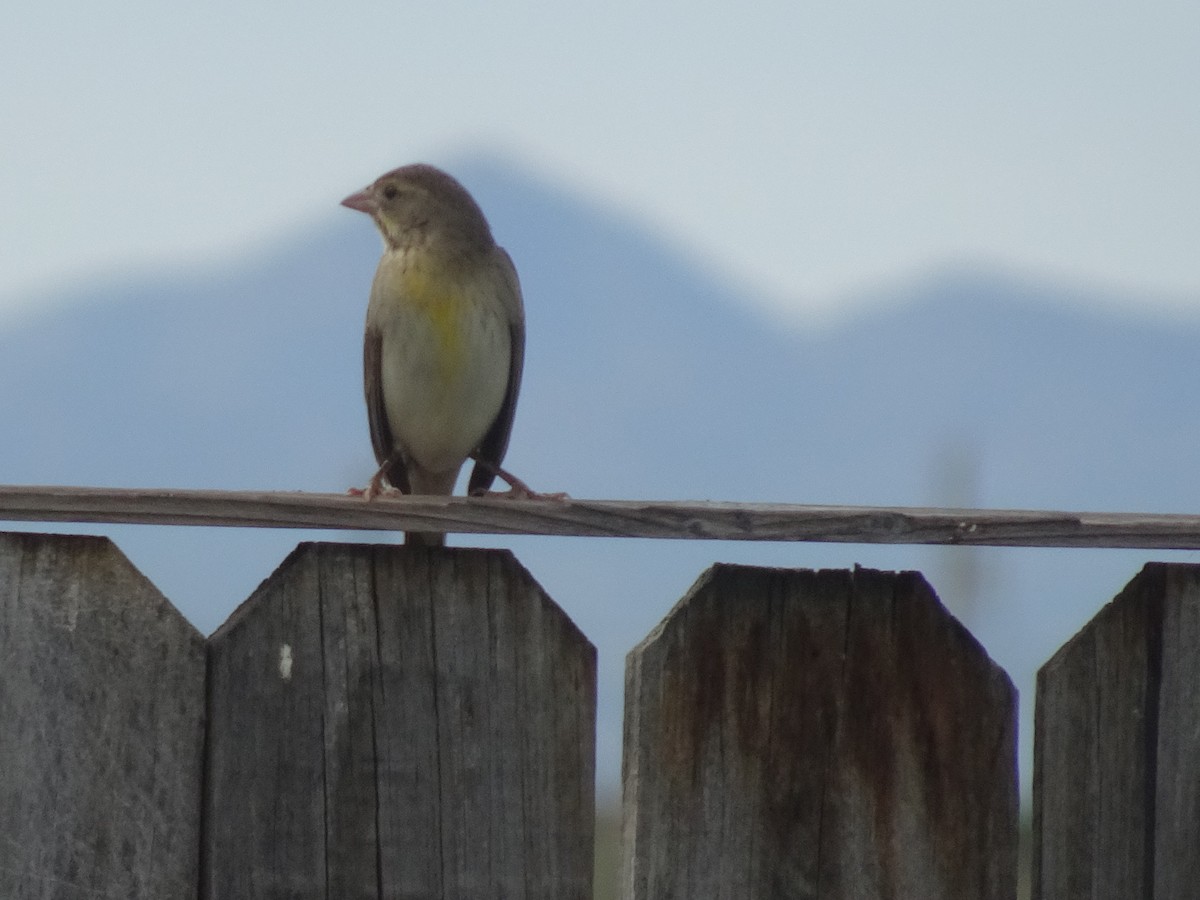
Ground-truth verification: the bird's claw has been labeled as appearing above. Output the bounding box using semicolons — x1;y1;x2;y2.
350;468;401;501
474;485;570;501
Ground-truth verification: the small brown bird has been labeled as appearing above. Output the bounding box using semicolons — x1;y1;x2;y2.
342;164;525;546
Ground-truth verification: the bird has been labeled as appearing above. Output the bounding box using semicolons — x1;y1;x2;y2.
342;164;526;546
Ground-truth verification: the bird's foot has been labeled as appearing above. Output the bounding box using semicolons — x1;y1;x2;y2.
469;457;569;501
349;467;402;501
482;484;570;501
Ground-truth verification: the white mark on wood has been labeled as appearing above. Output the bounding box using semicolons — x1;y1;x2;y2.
279;644;293;680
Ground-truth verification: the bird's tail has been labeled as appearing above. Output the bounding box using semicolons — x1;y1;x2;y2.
401;466;457;547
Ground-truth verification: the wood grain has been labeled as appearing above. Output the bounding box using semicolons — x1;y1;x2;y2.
202;543;596;899
3;484;1200;548
621;564;1018;899
1033;563;1200;900
0;531;206;899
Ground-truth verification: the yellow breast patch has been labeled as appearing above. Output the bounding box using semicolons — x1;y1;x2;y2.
400;261;469;377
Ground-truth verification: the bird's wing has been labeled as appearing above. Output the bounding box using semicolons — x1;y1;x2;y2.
469;248;525;496
363;322;411;492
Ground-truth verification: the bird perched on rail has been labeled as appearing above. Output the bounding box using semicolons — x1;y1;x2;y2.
342;164;529;546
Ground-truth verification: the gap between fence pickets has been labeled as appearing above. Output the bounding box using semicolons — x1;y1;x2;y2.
2;484;1200;547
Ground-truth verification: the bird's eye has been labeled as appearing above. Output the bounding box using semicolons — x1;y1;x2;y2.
382;184;398;200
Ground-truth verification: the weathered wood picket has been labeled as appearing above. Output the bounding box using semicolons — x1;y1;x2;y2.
1033;563;1200;899
622;566;1016;898
0;528;1197;898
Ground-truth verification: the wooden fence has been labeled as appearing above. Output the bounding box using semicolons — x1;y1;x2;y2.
1;516;1199;897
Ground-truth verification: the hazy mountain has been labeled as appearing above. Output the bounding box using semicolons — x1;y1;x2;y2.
3;156;1198;794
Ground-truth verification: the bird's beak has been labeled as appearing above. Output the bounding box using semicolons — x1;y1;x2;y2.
341;188;376;214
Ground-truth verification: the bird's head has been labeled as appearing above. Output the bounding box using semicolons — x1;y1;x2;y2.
341;164;493;252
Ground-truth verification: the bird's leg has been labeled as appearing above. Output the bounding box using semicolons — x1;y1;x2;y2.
364;466;391;501
469;455;569;500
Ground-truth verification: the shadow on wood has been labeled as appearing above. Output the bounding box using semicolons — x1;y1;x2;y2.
621;564;1018;900
0;532;206;898
202;542;597;899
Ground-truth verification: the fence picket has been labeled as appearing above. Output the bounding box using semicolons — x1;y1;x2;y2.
1033;562;1200;900
0;532;206;898
201;542;596;899
621;564;1018;899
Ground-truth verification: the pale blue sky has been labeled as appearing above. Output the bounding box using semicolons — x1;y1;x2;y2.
4;2;1199;325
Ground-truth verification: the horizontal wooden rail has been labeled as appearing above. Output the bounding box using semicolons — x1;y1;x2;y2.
2;484;1200;549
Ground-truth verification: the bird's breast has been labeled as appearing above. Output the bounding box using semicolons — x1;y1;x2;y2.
369;251;512;474
393;262;468;369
